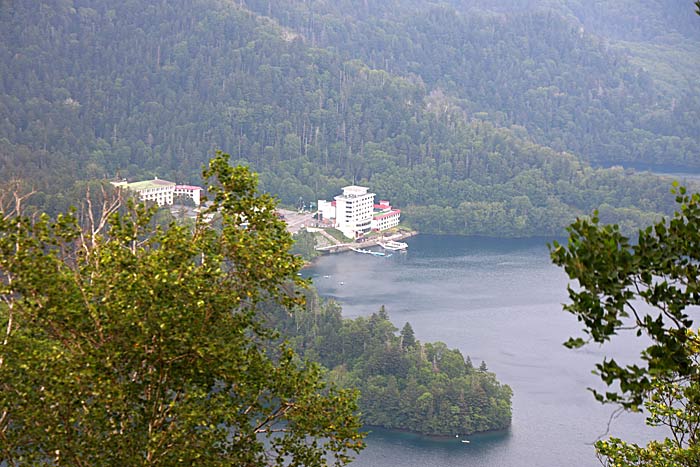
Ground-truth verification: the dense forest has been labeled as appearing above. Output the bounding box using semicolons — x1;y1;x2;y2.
242;0;700;168
264;293;512;436
1;1;698;236
458;0;700;42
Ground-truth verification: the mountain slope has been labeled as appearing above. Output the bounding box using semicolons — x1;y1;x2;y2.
0;0;694;235
241;0;700;168
455;0;700;42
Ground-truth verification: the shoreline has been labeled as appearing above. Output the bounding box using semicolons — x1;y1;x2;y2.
314;228;419;255
361;424;511;441
298;228;417;268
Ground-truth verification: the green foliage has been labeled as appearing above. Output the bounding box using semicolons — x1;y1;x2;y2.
267;293;512;436
400;322;416;349
245;0;700;168
291;228;320;262
0;154;363;466
0;0;695;236
325;228;353;243
595;367;700;467
458;0;700;43
550;186;700;465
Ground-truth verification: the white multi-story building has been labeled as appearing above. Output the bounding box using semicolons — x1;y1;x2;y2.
111;178;202;206
334;185;375;239
318;189;401;238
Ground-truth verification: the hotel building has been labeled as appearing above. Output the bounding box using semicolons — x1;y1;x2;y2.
318;187;401;238
334;186;375;239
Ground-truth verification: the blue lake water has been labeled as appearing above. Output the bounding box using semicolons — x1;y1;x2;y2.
305;235;664;467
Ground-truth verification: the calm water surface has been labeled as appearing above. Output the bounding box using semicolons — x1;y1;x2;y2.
305;235;663;467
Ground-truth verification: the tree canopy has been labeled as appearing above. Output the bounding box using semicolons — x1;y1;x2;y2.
0;153;364;466
265;294;512;437
550;185;700;465
1;0;697;236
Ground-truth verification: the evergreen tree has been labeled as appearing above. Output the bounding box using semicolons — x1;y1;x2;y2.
400;322;416;349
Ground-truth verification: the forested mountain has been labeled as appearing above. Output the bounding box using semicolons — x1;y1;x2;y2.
1;0;698;235
457;0;700;42
244;0;700;168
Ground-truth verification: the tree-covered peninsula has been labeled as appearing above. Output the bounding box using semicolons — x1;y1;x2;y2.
266;295;512;436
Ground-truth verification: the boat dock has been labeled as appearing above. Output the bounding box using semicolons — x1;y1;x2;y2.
313;230;416;255
378;240;408;251
349;247;390;257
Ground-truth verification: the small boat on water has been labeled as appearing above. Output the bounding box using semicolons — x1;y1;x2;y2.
461;440;470;444
378;240;408;251
350;247;387;257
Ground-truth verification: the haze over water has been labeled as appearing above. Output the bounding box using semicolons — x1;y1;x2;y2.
306;235;662;467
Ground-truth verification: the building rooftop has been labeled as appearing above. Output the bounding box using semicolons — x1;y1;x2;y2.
341;185;370;197
123;178;176;191
373;209;400;220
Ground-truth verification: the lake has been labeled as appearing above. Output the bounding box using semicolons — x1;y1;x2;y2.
304;235;663;467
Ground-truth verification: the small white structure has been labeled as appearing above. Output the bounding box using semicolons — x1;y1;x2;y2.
334;186;375;239
112;178;202;206
317;200;336;223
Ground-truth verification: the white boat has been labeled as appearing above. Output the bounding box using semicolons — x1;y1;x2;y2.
350;247;387;257
378;240;408;251
461;440;470;444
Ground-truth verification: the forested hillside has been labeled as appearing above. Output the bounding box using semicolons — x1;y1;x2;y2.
457;0;700;42
245;0;700;168
1;0;697;235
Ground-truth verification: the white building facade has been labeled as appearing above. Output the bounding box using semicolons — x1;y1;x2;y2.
112;178;202;206
317;200;336;224
334;186;375;239
174;185;202;206
371;200;401;231
371;210;401;231
318;188;401;238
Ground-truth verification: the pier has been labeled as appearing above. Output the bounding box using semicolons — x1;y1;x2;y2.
313;229;416;254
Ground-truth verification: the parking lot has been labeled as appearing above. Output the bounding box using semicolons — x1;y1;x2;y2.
277;209;316;234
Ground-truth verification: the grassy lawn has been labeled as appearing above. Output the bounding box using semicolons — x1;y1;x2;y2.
324;228;353;243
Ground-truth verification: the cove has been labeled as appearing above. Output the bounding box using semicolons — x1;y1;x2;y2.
304;235;664;467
